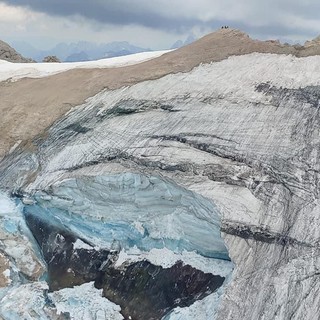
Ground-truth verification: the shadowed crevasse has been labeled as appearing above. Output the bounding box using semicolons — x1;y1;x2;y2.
24;209;111;291
97;260;224;320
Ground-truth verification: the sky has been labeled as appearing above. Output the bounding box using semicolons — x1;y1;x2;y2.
0;0;320;50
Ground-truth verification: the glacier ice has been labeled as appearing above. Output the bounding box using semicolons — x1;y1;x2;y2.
5;51;320;318
50;282;124;320
0;192;45;288
3;171;232;319
0;281;124;320
30;173;229;260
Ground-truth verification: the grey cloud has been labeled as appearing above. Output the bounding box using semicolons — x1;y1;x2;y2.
2;0;320;41
1;0;202;32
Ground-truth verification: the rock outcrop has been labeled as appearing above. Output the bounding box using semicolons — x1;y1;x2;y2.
0;39;33;63
42;55;61;63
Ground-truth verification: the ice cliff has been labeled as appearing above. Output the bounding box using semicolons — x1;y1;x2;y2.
1;31;320;319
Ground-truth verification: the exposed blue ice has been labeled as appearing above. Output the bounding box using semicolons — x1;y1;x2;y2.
25;173;229;260
3;219;18;234
0;173;232;319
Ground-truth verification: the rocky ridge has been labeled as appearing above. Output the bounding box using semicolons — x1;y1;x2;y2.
0;39;33;63
42;55;61;63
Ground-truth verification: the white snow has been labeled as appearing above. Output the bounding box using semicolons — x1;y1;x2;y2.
74;52;320;113
115;247;233;277
2;269;11;284
0;192;17;216
0;50;171;82
73;239;94;250
164;276;231;320
0;281;124;320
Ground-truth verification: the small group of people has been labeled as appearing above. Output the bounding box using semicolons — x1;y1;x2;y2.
221;26;229;29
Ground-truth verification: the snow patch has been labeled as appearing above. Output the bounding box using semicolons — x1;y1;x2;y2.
73;239;94;250
2;269;11;284
115;247;233;276
0;50;171;82
164;282;226;320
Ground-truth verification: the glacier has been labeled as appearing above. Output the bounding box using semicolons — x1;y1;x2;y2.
0;175;232;319
0;281;124;320
0;192;44;289
20;173;231;318
29;173;229;259
1;46;320;319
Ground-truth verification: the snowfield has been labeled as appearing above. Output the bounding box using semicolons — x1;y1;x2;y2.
0;50;171;82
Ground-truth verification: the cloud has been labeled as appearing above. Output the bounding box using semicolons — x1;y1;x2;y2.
1;0;203;32
2;0;320;40
0;2;37;23
1;0;320;51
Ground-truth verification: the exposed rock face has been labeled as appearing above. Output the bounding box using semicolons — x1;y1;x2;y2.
42;55;61;63
0;253;10;288
99;261;224;320
2;29;320;319
304;35;320;47
0;39;33;63
24;207;110;291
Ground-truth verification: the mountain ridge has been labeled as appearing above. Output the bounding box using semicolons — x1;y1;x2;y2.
12;40;151;62
0;39;33;63
2;28;320;158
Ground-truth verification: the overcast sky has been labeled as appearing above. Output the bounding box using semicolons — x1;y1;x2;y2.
0;0;320;50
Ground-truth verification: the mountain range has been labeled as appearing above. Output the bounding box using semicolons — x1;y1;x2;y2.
170;34;196;49
10;34;196;62
11;40;152;62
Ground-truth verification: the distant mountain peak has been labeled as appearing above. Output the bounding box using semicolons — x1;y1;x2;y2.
12;40;150;62
171;34;197;49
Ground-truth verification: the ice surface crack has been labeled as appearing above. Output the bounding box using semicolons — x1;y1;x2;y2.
221;221;314;248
